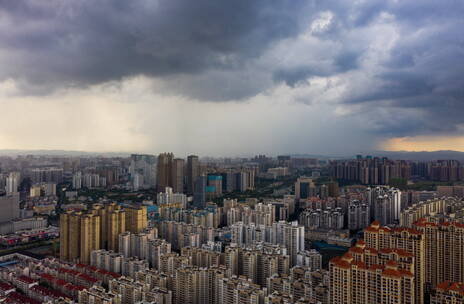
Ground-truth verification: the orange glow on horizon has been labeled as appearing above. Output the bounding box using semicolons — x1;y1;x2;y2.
382;136;464;152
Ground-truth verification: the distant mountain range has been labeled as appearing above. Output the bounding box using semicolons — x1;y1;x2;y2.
291;150;464;161
368;150;464;161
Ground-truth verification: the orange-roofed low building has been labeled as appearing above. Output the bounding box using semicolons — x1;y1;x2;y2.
0;282;15;297
430;281;464;304
11;276;38;293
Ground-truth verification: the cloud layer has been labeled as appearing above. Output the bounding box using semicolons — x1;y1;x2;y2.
0;0;463;154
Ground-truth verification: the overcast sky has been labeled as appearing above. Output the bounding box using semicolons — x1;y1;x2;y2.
0;0;463;156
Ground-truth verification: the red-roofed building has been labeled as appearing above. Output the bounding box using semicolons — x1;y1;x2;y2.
28;285;69;302
75;263;121;284
38;271;89;299
0;282;15;296
56;267;101;288
11;276;38;293
330;246;415;304
431;281;464;304
76;273;100;288
363;221;425;304
4;291;41;304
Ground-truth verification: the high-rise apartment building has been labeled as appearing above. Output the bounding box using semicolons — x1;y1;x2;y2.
364;218;464;302
367;186;401;225
72;171;82;189
171;158;185;193
157;153;174;192
347;200;370;230
186;155;199;194
157;187;187;208
5;172;20;194
193;175;207;209
92;203;126;251
129;154;157;190
60;211;101;264
125;205;148;234
91;249;124;274
284;222;305;267
30;167;63;184
364;221;425;304
0;192;19;223
117;228;157;260
108;276;148;304
299;207;344;230
399;197;454;227
330;156;411;185
218;276;264;304
414;219;464;288
329;241;415;304
173;266;199;304
60;203;147;264
296;250;322;270
181;247;222;269
220;171;235;193
147;238;172;269
207;175;222;198
267;221;305;267
294;178;316;200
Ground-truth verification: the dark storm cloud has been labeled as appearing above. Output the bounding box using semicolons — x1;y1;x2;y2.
0;0;306;95
295;0;464;138
1;0;464;141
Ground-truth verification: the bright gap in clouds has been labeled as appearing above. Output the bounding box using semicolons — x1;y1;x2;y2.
381;136;464;152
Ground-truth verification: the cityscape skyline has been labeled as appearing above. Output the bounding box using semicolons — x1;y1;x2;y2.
0;1;463;303
1;152;464;303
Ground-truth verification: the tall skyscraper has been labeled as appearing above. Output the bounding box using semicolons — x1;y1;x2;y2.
157;153;174;192
5;172;20;194
129;154;157;190
72;171;82;190
283;221;305;266
414;219;464;289
234;172;247;192
186;155;199;194
172;158;185;193
220;171;235;193
193;175;207;209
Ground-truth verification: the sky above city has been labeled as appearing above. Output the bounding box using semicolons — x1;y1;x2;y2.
0;0;463;156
